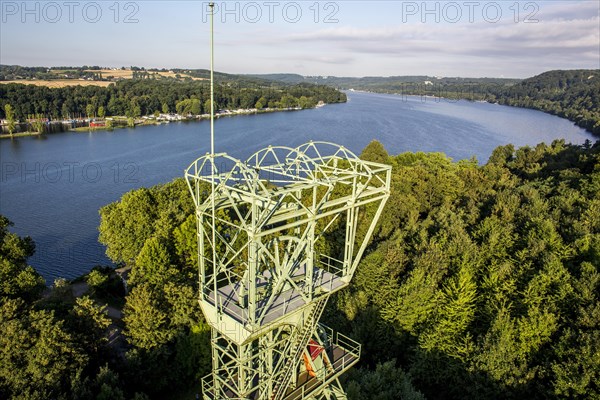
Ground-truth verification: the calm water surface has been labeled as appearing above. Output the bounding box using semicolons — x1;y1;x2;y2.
0;91;594;282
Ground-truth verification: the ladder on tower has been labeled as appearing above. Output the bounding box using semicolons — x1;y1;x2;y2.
271;297;329;400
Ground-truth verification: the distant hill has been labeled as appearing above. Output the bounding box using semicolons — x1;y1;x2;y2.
247;73;520;89
250;69;600;136
493;69;600;135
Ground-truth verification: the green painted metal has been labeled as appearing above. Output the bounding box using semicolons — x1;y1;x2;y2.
186;142;391;399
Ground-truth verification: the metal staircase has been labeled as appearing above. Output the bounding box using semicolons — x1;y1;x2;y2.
272;297;328;400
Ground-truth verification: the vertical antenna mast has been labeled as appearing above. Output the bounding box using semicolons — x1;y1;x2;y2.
209;2;217;298
209;2;215;156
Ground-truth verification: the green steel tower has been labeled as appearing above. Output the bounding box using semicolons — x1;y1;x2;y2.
185;142;391;399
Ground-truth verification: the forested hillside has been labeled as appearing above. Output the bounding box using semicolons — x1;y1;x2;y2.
492;70;600;136
1;139;599;399
0;76;346;121
0;182;209;400
334;139;600;399
248;74;521;93
255;70;600;136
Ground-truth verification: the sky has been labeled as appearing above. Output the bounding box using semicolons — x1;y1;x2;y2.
0;0;598;78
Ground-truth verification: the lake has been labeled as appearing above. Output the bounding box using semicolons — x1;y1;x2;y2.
0;91;595;283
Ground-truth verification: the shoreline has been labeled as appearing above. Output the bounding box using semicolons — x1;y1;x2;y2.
0;105;327;139
0;131;44;139
344;90;599;137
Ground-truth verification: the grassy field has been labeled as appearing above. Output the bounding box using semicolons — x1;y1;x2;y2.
0;79;114;88
85;69;206;80
84;69;132;79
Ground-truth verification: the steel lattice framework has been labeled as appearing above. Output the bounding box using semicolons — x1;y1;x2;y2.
185;141;391;400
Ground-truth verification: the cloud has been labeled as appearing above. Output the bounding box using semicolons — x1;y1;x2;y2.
269;10;599;72
302;55;356;65
2;0;597;77
537;1;599;21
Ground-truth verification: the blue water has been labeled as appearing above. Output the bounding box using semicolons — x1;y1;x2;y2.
0;91;594;282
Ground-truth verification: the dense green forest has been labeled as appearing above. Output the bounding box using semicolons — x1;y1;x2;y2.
0;72;346;122
1;139;599;399
333;139;600;399
254;70;600;136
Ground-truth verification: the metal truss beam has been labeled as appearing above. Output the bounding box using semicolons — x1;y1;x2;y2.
186;142;391;399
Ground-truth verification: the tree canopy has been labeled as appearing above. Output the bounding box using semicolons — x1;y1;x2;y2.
0;76;347;122
330;138;600;399
2;137;599;399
